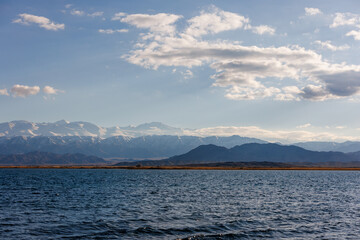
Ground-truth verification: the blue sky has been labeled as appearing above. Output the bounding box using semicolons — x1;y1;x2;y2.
2;0;360;142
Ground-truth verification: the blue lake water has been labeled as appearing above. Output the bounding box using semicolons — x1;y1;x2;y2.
0;169;359;239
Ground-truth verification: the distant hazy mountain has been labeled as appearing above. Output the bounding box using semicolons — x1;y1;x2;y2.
117;143;358;166
0;152;106;166
0;135;267;158
293;141;360;153
4;120;360;154
0;120;184;138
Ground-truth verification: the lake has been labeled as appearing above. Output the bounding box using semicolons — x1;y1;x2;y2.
0;169;359;239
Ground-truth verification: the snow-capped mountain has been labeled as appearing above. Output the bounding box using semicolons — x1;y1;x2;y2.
0;135;267;158
0;120;184;138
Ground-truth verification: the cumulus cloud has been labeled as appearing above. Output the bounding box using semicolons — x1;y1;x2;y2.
120;7;360;101
13;13;64;31
0;89;9;96
330;12;360;28
251;25;275;35
305;7;322;16
185;6;249;37
10;85;40;97
43;86;63;95
314;40;350;51
99;29;128;34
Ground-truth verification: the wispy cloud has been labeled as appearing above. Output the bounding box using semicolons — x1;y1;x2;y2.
98;29;128;34
112;12;127;21
13;13;64;31
183;125;357;143
88;11;103;17
251;25;275;35
43;86;64;95
314;40;350;51
181;69;193;79
118;13;182;35
346;30;360;40
296;123;312;129
71;9;85;16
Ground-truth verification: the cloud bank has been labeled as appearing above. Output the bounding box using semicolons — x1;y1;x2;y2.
183;125;358;143
117;7;360;101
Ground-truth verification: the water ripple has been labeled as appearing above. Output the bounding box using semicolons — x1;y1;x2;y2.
0;169;359;239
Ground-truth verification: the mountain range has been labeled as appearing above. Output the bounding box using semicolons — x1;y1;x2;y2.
0;135;266;158
117;143;360;166
2;120;360;157
0;120;184;138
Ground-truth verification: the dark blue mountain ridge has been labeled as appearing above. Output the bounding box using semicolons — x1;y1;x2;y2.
116;143;358;166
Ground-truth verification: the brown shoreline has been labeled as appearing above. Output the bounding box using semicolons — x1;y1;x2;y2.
1;165;360;171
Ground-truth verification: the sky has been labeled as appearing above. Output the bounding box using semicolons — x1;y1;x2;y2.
2;0;360;142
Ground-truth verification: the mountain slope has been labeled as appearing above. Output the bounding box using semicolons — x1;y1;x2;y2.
0;135;267;158
117;143;358;166
0;120;184;138
293;141;360;153
0;152;106;166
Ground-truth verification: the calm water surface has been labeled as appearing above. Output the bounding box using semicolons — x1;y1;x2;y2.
0;169;359;239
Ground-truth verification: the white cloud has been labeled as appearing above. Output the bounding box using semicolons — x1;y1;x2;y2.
296;123;311;128
43;86;63;95
181;69;193;79
275;86;302;101
120;13;182;35
251;25;275;35
330;12;360;28
65;4;72;9
88;11;103;17
346;30;360;40
305;7;322;16
10;85;40;97
314;40;350;51
185;6;249;37
0;89;9;96
183;125;357;143
121;7;360;101
71;9;85;16
330;12;360;40
13;13;64;31
112;12;127;21
98;29;128;34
